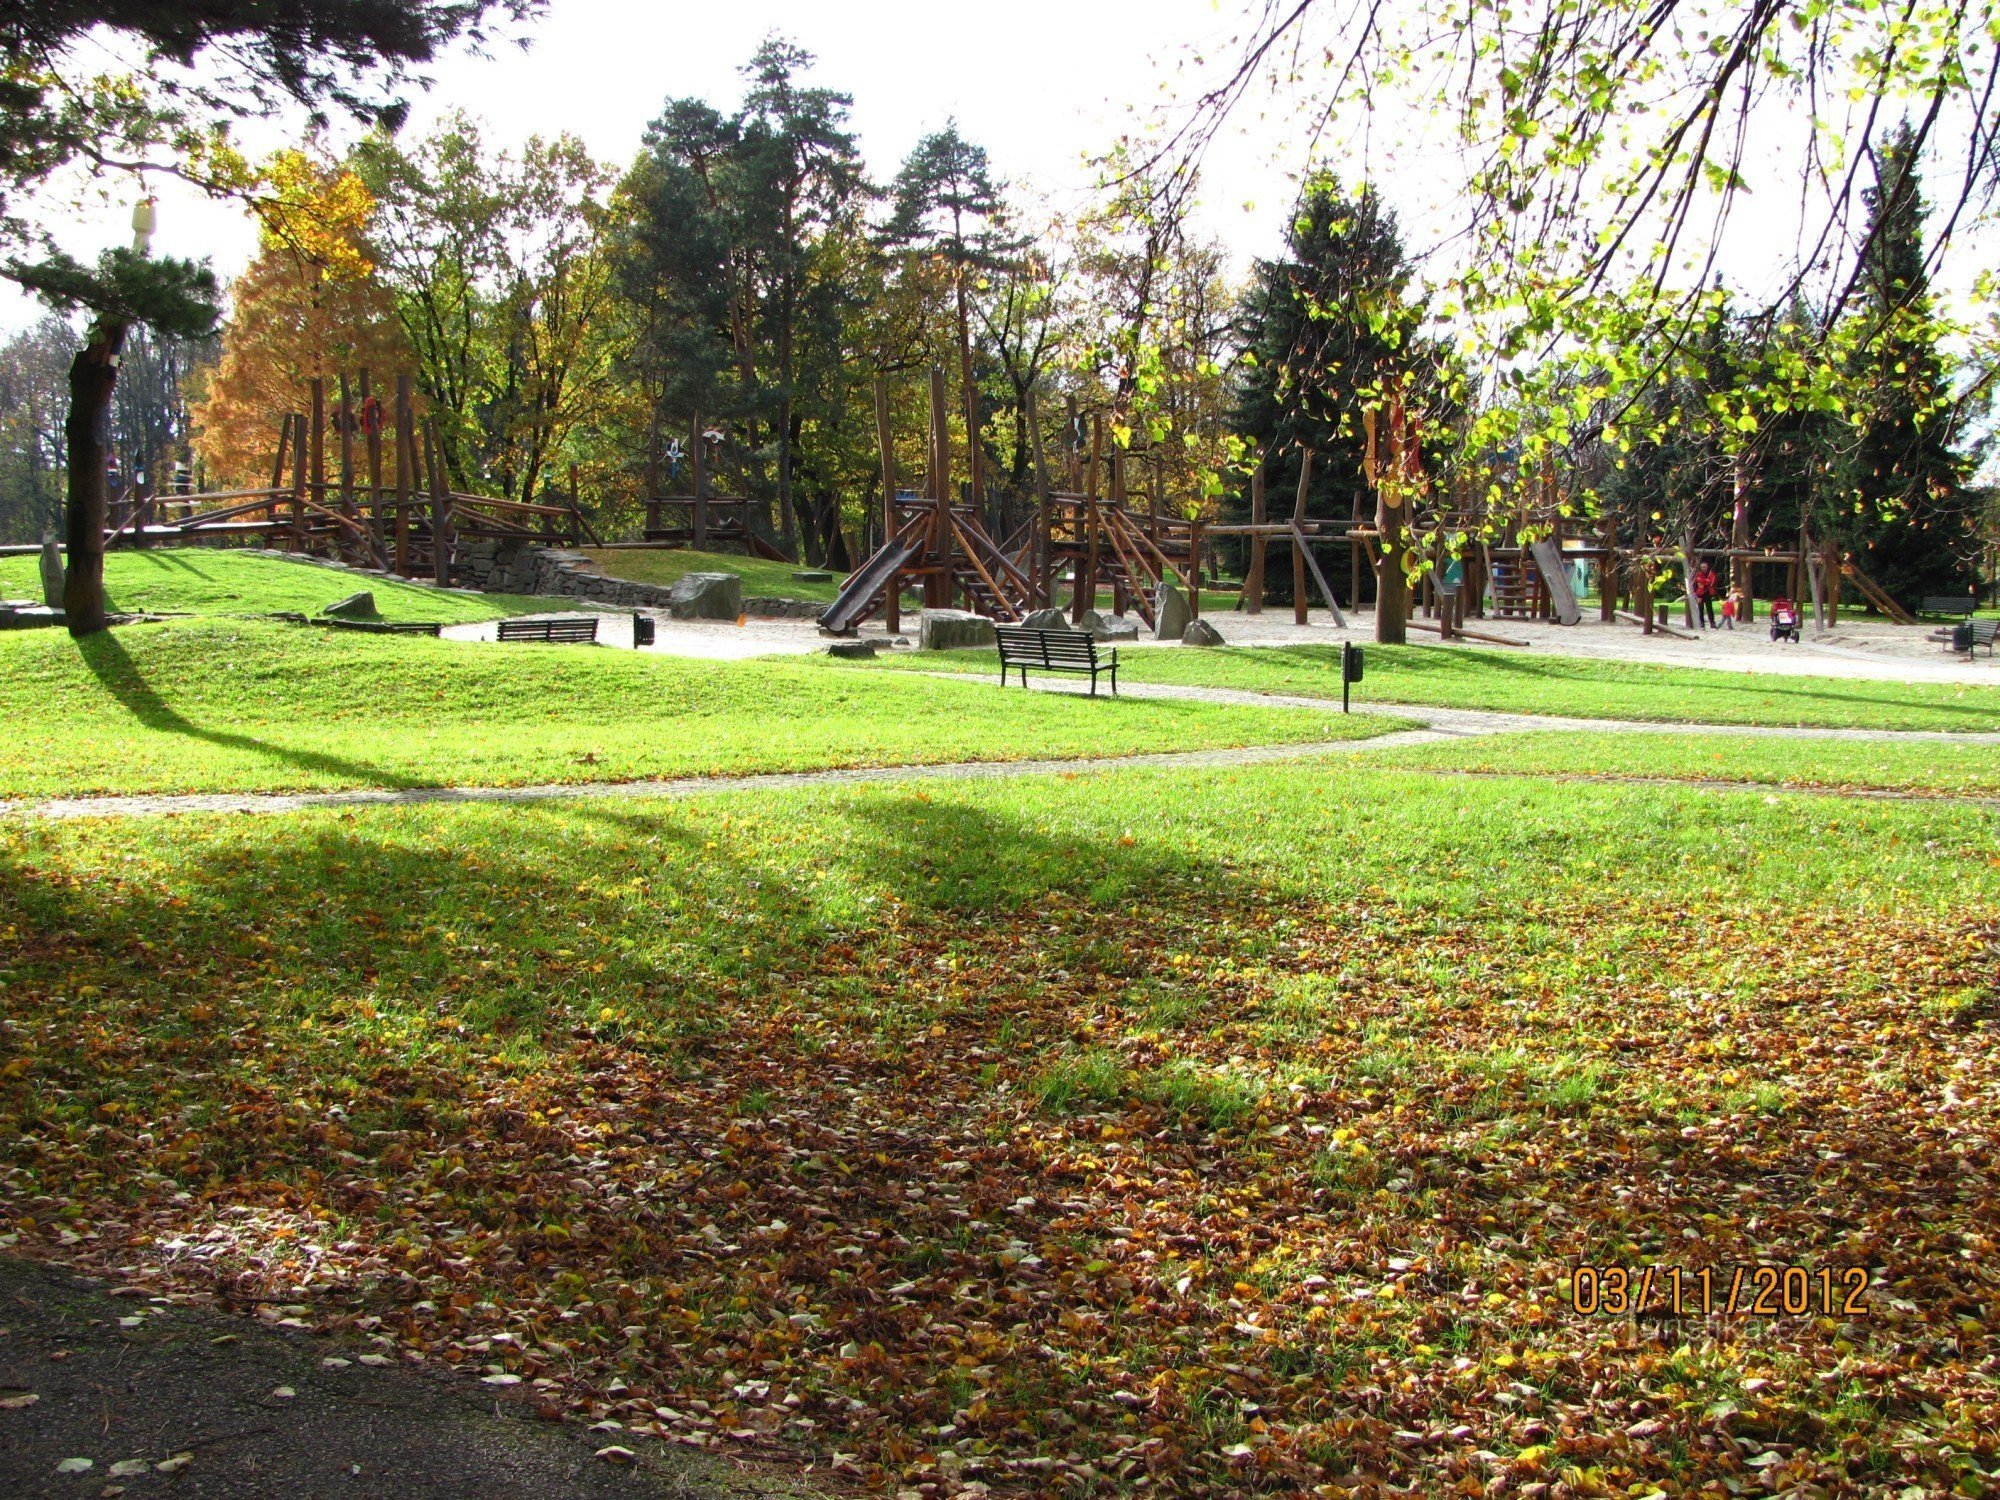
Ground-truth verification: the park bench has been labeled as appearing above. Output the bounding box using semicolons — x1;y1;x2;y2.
1934;617;1998;657
994;625;1118;695
496;615;600;645
1922;595;1978;618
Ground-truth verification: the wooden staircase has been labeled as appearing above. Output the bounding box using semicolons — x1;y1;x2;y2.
1485;547;1544;619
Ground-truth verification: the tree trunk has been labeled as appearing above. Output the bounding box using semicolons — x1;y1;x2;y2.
1374;488;1408;645
64;321;128;637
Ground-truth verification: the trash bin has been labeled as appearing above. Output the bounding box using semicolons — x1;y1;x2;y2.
633;613;656;648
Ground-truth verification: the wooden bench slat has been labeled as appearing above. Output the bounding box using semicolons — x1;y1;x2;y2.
497;616;600;644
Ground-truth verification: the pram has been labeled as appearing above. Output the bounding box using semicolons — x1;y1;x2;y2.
1769;596;1801;643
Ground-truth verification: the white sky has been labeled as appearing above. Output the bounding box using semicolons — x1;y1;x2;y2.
8;0;1991;342
2;0;1318;333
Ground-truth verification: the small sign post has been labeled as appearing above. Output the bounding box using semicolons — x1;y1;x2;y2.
1341;642;1363;714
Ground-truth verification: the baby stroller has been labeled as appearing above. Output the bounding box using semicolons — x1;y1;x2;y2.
1769;596;1801;643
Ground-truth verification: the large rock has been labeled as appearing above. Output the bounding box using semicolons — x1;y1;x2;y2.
38;536;63;609
1077;609;1140;642
1019;607;1077;632
666;571;742;621
918;609;997;651
1151;580;1191;641
825;639;879;659
321;590;378;619
1182;618;1226;647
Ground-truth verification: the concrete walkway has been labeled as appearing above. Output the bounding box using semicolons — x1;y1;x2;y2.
4;688;1995;821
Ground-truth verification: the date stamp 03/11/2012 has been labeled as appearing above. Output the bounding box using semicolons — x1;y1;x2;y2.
1569;1263;1870;1318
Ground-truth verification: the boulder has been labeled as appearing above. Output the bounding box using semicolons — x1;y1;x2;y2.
666;571;742;621
825;639;879;659
1019;607;1077;632
38;536;63;608
321;590;378;619
1182;618;1226;647
1151;580;1192;641
918;609;997;651
1077;609;1139;642
792;569;833;583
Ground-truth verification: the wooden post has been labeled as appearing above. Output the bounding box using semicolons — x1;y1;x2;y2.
309;377;326;549
425;417;450;585
360;370;384;557
1026;386;1052;609
291;408;308;551
268;413;292;494
1110;451;1128;615
1292;449;1314;626
873;373;899;635
1600;549;1618;623
690;412;708;552
1188;516;1203;620
394;375;413;575
1245;456;1267;613
929;366;954;607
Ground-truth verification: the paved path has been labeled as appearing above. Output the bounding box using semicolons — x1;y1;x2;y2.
4;684;1995;822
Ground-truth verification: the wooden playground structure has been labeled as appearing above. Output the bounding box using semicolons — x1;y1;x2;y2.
639;417;790;562
820;368;1211;635
103;370;597;581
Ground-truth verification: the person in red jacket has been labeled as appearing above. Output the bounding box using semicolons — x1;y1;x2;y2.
1693;561;1720;628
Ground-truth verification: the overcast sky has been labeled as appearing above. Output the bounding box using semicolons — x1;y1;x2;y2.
2;0;1320;333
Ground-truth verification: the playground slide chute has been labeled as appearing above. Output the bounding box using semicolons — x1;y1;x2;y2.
819;538;917;633
1528;538;1582;625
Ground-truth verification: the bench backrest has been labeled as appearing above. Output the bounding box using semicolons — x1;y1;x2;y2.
498;616;599;643
995;626;1100;666
1975;619;1998;645
1923;596;1978;615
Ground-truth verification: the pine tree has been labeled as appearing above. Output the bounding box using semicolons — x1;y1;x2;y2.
1840;122;1979;604
1229;175;1425;602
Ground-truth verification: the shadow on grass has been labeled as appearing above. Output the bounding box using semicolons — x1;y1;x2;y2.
76;629;425;791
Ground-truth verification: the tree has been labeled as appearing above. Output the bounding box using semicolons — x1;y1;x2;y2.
193;150;411;487
355;116;617;503
1230;175;1432;622
885;124;1014;514
0;316;76;544
3;0;533;633
735;38;868;558
1159;0;2000;557
1838;124;1982;605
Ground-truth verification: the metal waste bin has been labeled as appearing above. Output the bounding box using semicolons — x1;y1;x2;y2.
633;612;656;648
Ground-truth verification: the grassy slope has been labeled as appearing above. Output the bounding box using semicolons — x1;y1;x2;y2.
1363;728;2000;797
881;639;2000;731
580;547;847;603
0;549;548;623
2;766;1993;1493
0;619;1394;799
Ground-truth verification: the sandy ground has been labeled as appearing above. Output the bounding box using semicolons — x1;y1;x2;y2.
442;599;1996;686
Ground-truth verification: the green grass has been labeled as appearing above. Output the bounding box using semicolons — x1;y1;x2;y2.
1361;729;2000;797
877;640;2000;731
581;546;848;603
0;619;1397;799
0;548;548;623
1;763;1994;1491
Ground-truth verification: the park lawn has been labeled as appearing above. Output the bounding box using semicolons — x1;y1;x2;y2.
1;765;1994;1495
1358;729;2000;798
0;619;1390;800
0;548;550;624
580;547;848;604
880;640;2000;731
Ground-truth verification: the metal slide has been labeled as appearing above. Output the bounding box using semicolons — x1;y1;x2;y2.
1528;538;1583;625
818;537;918;633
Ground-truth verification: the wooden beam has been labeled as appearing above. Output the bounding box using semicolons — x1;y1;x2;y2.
1292;449;1314;625
1244;455;1266;613
874;373;899;634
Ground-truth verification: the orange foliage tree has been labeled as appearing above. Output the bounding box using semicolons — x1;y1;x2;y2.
193;151;414;487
